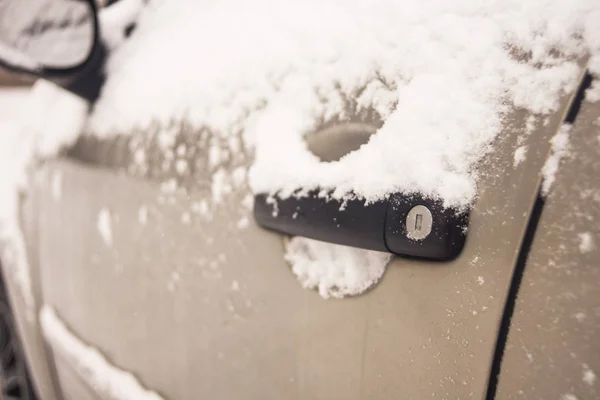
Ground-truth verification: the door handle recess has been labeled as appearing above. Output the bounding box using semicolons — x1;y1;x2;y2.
253;191;469;260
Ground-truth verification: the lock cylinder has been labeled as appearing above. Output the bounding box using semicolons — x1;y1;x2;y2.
383;194;468;260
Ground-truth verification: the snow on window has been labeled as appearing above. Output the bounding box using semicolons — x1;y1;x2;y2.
541;124;572;196
40;306;165;400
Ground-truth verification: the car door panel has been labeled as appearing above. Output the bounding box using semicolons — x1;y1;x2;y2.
496;99;600;399
31;69;585;400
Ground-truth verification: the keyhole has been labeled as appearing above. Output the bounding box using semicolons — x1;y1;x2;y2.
405;205;433;241
415;214;423;231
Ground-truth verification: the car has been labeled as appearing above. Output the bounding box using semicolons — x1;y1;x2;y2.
0;0;598;399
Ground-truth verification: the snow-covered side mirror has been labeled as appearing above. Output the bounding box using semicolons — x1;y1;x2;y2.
0;0;99;79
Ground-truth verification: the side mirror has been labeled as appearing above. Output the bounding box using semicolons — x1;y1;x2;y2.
0;0;99;81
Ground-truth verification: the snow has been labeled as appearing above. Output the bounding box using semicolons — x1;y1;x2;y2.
513;146;528;167
82;0;600;297
577;232;594;254
2;0;600;301
180;212;191;225
175;159;187;175
583;364;597;386
236;216;249;230
587;82;600;102
40;306;165;400
574;312;587;323
98;0;146;50
97;208;113;247
541;124;572;196
191;200;209;216
0;81;87;318
138;205;148;225
88;0;600;210
284;237;391;298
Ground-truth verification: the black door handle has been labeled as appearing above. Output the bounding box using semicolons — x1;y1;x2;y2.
253;191;469;260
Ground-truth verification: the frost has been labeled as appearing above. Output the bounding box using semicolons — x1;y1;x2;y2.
88;0;600;209
513;146;528;167
231;280;240;291
284;237;391;299
542;124;572;196
97;208;113;247
40;306;164;400
577;232;594;254
476;276;485;286
562;394;579;400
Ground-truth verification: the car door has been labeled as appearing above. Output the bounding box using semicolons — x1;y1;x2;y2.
496;93;600;400
19;63;591;400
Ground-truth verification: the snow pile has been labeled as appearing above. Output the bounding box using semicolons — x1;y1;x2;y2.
0;82;87;317
40;306;164;400
541;124;572;196
89;0;600;208
284;237;391;298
